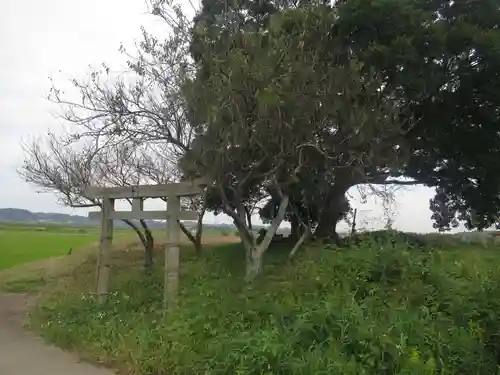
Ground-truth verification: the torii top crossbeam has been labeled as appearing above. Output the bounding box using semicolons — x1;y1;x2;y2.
84;177;208;199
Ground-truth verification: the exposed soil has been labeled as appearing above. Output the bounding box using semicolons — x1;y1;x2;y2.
0;292;116;375
0;236;240;374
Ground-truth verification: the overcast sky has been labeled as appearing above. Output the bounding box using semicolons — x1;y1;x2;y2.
0;0;459;233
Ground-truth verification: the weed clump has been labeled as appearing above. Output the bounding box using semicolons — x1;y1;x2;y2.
32;242;500;375
350;230;430;250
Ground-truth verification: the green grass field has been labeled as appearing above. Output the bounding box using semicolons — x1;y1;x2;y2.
0;226;98;270
0;222;237;271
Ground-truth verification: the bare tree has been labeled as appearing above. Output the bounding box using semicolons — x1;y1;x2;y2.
47;1;195;155
26;1;210;254
356;184;403;231
19;134;174;272
134;144;207;254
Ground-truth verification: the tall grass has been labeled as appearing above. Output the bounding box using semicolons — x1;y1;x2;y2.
31;237;500;375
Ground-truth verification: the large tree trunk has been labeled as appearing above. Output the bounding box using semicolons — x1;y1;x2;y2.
290;214;300;241
245;246;263;281
241;195;290;281
314;210;342;244
245;206;253;230
217;182;289;281
314;187;350;246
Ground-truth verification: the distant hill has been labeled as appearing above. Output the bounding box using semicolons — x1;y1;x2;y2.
0;208;165;228
0;208;236;231
0;208;39;222
0;208;91;224
0;208;295;233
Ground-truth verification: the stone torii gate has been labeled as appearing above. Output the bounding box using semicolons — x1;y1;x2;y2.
85;177;207;309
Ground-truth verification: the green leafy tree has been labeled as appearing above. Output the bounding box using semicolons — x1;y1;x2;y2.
336;0;500;231
191;0;500;235
184;5;414;278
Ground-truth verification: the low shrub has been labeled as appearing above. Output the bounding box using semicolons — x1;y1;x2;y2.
349;230;430;250
32;242;500;375
349;229;497;251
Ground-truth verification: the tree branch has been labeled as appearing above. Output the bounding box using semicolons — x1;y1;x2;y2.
374;179;419;185
122;219;148;247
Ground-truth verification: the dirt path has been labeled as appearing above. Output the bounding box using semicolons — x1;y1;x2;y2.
0;237;240;374
0;293;115;375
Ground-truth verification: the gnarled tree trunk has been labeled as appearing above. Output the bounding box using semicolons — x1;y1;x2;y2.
123;219;155;273
179;212;205;255
140;220;154;273
179;192;207;255
290;214;300;241
234;195;290;281
314;210;342;245
314;185;351;246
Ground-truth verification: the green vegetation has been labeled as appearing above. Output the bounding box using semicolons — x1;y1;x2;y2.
32;234;500;375
0;222;238;271
14;0;500;372
0;221;100;232
22;0;500;279
350;230;497;251
0;226;98;270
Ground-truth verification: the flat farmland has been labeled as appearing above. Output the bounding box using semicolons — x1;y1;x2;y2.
0;225;100;270
0;222;239;270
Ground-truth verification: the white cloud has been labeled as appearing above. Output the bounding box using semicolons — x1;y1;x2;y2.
0;0;448;233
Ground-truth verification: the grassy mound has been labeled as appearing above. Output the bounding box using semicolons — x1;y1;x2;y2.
31;241;500;375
